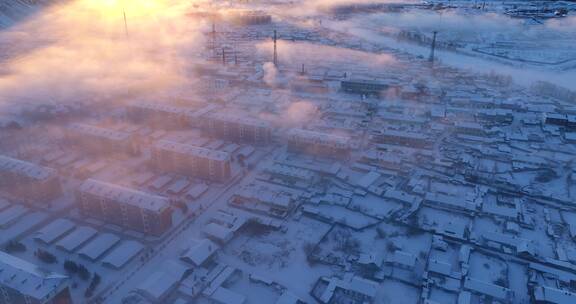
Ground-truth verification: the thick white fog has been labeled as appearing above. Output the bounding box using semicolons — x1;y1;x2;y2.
0;0;208;106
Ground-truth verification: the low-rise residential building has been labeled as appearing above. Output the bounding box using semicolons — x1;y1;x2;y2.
264;163;316;183
371;129;432;149
229;185;295;218
544;113;576;130
0;251;73;304
463;277;512;302
0;155;62;202
65;123;137;154
151;140;232;182
126;102;191;128
533;286;576;304
198;112;272;144
287;129;350;159
311;275;378;304
77;179;172;236
180;238;220;267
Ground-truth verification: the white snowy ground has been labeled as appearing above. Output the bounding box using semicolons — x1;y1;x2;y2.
262;0;576;90
318;15;576;89
100;148;292;303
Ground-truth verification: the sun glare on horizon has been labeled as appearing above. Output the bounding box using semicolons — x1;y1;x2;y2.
77;0;194;20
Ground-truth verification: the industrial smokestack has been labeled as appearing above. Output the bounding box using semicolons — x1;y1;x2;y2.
429;31;438;64
123;9;129;37
273;30;278;66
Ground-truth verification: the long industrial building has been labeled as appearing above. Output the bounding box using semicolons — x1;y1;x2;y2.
0;251;73;304
151;140;232;182
371;129;433;149
341;78;390;96
77;179;172;236
0;155;62;202
65;123;137;154
287;129;350;158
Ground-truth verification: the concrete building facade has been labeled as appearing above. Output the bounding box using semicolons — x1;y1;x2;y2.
77;179;172;236
287;129;350;159
0;155;62;203
152;140;232;182
65;124;137;155
203;113;272;144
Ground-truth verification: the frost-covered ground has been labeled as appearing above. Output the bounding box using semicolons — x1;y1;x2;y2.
275;0;576;89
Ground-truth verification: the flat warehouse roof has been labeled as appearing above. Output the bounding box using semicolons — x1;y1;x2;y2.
101;240;145;269
0;205;28;228
33;219;76;245
55;226;98;253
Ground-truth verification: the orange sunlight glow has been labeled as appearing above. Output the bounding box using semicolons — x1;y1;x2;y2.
0;0;208;106
80;0;171;18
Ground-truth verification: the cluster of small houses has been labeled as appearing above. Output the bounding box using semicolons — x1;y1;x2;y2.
123;209;303;304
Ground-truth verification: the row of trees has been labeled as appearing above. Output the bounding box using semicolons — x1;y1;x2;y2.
64;260;101;297
33;248;102;298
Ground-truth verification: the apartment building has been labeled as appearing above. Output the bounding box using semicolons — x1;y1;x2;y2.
126;102;191;128
0;155;62;203
151;140;231;182
65;123;137;154
202;113;272;144
77;179;172;236
287;129;350;159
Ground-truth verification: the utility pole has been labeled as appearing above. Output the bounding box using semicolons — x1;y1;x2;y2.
273;30;278;66
429;31;438;64
222;48;226;65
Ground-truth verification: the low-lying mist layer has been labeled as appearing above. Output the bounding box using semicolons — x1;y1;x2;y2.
0;0;208;107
